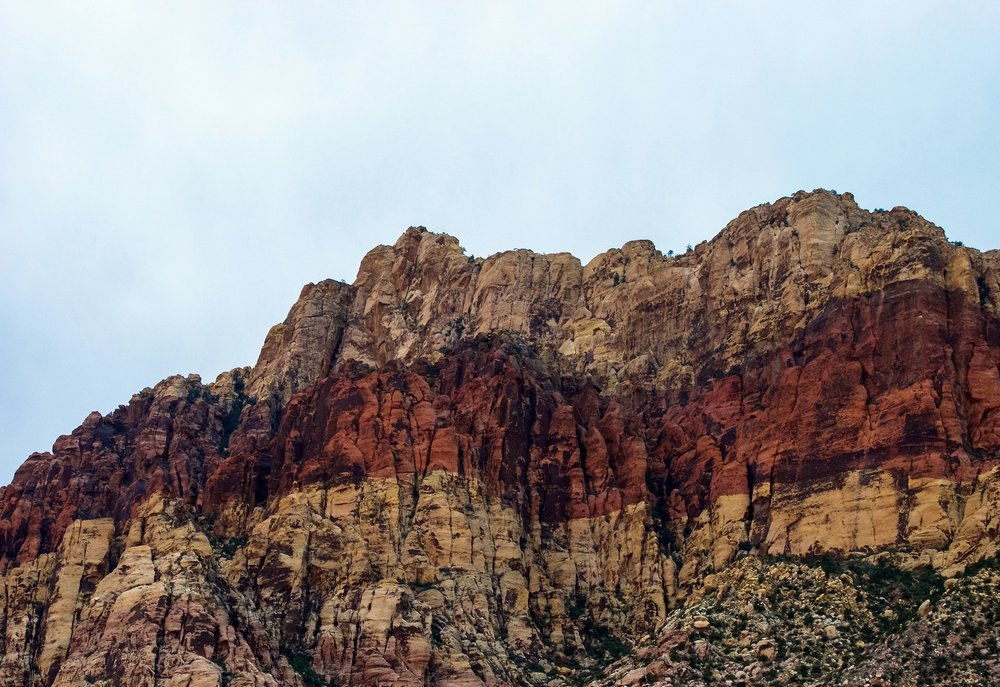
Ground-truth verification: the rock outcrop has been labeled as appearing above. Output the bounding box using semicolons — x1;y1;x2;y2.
1;189;998;686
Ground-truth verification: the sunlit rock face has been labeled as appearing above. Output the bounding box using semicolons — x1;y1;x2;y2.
1;189;999;686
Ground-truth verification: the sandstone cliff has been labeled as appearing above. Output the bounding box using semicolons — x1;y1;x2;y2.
1;189;998;686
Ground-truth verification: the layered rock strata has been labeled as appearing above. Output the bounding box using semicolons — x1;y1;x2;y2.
1;189;998;686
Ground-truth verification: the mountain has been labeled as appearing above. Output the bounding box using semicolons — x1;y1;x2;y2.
1;189;998;686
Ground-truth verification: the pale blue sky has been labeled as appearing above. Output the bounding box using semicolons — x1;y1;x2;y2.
1;2;998;483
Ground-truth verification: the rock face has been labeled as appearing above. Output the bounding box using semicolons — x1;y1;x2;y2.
1;189;999;686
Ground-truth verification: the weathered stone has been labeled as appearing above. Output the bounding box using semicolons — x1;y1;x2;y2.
1;190;998;686
756;640;777;662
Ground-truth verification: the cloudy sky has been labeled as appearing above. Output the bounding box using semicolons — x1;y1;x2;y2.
1;2;998;483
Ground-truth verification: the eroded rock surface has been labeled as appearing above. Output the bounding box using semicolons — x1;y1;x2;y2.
1;189;999;686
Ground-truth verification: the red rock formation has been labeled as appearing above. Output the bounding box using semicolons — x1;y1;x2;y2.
1;189;998;686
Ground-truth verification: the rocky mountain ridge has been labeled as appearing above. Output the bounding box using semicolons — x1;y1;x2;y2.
1;189;998;686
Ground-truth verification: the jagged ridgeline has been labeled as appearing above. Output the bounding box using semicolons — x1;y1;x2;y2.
1;190;999;686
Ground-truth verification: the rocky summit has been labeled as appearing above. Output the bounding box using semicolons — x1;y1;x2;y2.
2;189;999;687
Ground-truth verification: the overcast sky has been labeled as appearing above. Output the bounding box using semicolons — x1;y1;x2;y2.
1;2;998;484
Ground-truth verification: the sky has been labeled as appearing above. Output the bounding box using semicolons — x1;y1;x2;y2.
1;2;998;484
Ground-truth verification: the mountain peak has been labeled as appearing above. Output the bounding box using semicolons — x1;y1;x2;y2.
1;191;998;687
